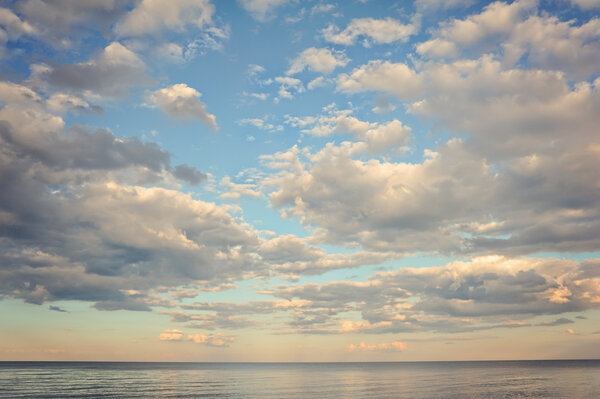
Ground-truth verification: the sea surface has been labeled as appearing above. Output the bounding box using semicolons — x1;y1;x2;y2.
0;360;599;398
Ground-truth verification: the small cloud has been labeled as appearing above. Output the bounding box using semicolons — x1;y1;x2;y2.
566;328;576;335
48;305;67;313
286;47;349;75
575;315;588;320
145;84;218;130
536;318;574;327
345;341;407;352
158;329;184;341
172;164;207;186
187;333;235;347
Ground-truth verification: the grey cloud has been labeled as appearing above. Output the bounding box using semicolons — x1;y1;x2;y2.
48;305;67;312
16;0;134;46
38;42;153;99
262;256;600;334
536;317;574;327
0;85;266;311
172;164;207;186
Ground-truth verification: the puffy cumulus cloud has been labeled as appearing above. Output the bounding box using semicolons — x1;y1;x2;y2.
220;176;263;201
338;56;600;157
45;93;104;115
285;106;412;154
571;0;600;9
417;0;600;80
322;17;416;46
337;60;424;101
33;42;152;99
273;76;304;101
0;83;267;311
428;0;537;47
15;0;131;47
0;6;37;56
237;0;291;21
115;0;214;37
286;48;349;75
345;341;406;352
158;329;184;341
265;256;600;334
145;84;218;130
260;140;494;253
260;127;600;256
187;333;235;347
408;57;600;159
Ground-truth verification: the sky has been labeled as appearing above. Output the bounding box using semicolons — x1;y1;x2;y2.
0;0;599;362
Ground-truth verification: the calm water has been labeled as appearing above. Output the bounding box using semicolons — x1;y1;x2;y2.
0;360;599;398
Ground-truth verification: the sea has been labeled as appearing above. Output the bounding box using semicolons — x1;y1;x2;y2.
0;360;599;398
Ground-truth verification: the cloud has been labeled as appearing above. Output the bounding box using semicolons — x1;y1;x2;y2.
172;164;207;186
145;84;218;130
220;176;263;200
415;0;474;13
265;256;600;334
284;107;412;154
36;42;153;99
286;47;349;75
13;0;130;47
0;91;266;310
237;0;291;21
46;93;104;115
0;6;37;56
345;341;406;352
159;329;184;341
48;305;67;313
187;333;235;347
323;17;416;46
416;0;600;80
536;318;574;327
570;0;600;9
116;0;214;37
273;76;304;101
238;116;282;132
337;60;423;101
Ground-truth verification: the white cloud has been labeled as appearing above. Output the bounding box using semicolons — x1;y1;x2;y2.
570;0;600;9
274;76;304;101
238;117;282;132
337;60;424;100
220;176;263;200
0;6;36;55
311;4;335;15
415;38;458;58
345;341;406;352
145;84;218;130
187;333;235;347
158;329;184;341
237;0;291;21
323;17;416;46
116;0;214;36
307;76;328;90
286;47;349;75
285;107;412;154
417;0;600;79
